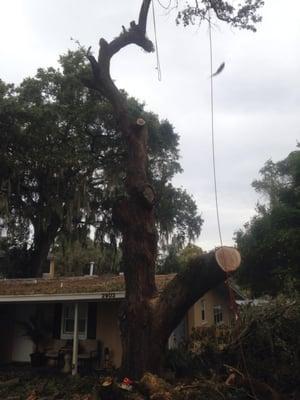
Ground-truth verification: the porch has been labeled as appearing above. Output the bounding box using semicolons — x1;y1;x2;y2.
0;298;123;374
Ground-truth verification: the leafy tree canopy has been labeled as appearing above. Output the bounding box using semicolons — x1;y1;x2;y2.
175;0;264;32
235;147;300;297
158;242;203;273
52;236;121;276
0;50;202;277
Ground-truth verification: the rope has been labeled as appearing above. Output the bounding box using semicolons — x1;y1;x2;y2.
207;12;258;400
152;0;162;81
156;0;172;9
208;12;223;247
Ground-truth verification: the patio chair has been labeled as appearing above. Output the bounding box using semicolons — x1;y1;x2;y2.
44;340;66;368
78;340;102;373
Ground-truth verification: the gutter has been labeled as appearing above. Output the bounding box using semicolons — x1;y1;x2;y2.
0;291;125;303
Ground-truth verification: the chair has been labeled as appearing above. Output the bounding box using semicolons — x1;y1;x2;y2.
78;340;102;373
89;340;103;369
44;340;66;368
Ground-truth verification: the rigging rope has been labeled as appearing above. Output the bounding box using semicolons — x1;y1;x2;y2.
208;12;223;247
152;0;162;81
208;12;258;400
156;0;172;10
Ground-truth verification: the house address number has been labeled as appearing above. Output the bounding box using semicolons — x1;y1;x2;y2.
101;292;116;299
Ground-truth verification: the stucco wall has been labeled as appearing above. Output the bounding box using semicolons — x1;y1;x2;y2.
187;288;231;334
96;300;122;368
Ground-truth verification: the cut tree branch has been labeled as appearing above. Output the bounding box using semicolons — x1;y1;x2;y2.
154;247;241;341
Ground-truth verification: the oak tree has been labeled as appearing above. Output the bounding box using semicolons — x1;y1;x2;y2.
0;51;202;277
83;0;262;376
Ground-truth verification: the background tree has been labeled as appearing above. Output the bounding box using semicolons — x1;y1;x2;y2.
235;147;300;296
176;0;264;31
158;242;203;274
0;51;202;277
0;52;109;276
82;0;262;377
52;236;121;276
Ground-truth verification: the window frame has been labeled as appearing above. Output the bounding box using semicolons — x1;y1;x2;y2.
213;304;223;325
200;299;206;322
60;303;88;340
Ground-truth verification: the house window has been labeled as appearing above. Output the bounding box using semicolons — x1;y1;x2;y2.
213;305;223;325
200;299;206;321
61;303;88;340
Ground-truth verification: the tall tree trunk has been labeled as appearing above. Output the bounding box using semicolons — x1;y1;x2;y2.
85;0;241;378
25;215;60;277
114;121;158;377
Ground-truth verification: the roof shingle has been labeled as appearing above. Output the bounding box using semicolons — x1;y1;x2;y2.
0;274;175;297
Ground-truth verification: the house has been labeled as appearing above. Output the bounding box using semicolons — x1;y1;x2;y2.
0;265;242;373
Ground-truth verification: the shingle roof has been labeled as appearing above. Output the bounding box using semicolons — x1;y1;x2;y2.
0;274;175;297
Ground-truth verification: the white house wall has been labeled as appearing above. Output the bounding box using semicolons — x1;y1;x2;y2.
12;303;36;362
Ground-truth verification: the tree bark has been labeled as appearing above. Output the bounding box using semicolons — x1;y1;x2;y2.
86;0;241;378
25;215;60;277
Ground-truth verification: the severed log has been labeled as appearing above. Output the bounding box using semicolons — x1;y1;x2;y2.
155;247;241;340
215;246;241;273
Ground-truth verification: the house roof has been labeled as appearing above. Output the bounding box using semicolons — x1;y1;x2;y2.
0;274;175;303
0;273;245;304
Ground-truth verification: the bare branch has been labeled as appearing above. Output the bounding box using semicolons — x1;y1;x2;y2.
138;0;152;33
85;0;154;132
105;24;154;60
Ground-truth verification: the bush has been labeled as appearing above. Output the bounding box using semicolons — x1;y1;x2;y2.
165;326;232;377
165;295;300;396
230;295;300;394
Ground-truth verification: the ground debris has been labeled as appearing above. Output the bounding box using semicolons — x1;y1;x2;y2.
0;377;20;386
0;365;285;400
139;372;171;396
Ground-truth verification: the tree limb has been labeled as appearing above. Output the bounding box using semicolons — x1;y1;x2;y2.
155;247;241;340
85;0;154;130
138;0;152;33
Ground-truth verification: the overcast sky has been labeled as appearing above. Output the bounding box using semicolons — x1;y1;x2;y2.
0;0;299;250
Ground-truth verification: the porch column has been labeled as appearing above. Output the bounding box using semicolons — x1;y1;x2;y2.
72;302;79;375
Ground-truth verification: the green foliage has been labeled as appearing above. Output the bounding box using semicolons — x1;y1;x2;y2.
176;0;264;31
0;50;203;277
18;310;50;352
165;325;232;377
230;295;300;394
53;236;121;275
165;295;300;396
0;50;111;275
158;243;203;274
235;148;300;296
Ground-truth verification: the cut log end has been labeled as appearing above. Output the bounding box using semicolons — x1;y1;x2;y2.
215;246;241;273
136;118;146;126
